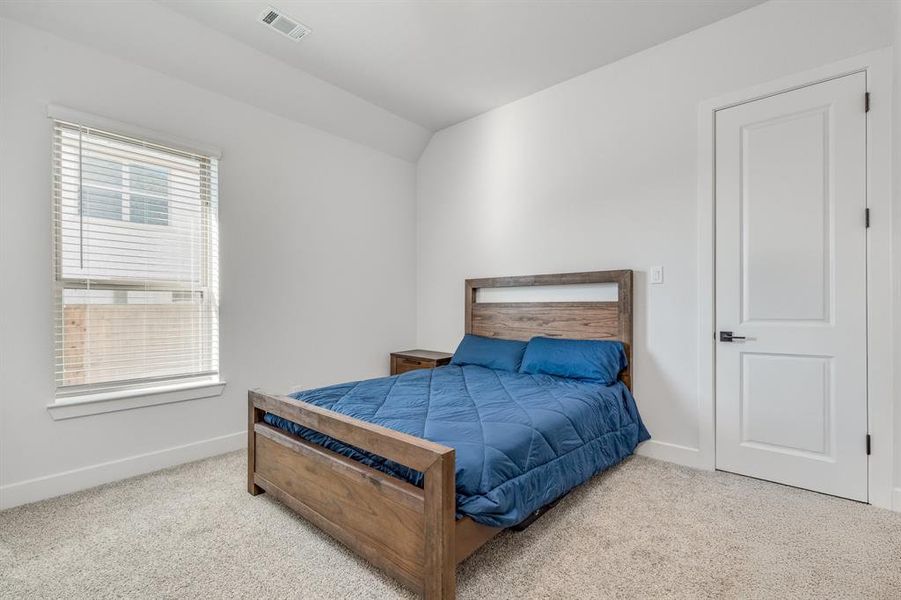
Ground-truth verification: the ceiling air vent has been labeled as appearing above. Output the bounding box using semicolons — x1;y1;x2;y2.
259;7;311;42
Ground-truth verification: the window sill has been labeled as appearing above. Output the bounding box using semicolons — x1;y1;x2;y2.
47;379;226;420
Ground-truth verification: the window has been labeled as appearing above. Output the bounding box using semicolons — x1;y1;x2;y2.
80;156;172;226
52;119;219;397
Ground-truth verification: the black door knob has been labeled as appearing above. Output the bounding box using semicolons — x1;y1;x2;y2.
719;331;746;342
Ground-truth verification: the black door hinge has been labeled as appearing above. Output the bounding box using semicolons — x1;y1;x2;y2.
866;434;871;455
865;92;870;113
866;208;870;228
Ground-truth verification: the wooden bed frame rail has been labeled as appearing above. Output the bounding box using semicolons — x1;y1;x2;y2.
248;390;498;599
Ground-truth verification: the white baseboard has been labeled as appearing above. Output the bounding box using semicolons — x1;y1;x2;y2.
636;439;709;470
0;431;244;510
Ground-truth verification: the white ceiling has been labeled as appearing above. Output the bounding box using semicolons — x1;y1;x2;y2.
159;0;765;130
0;0;765;160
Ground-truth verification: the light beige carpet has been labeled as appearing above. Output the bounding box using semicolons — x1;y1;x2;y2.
2;451;900;599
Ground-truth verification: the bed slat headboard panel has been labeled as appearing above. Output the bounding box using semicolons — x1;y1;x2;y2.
465;270;633;388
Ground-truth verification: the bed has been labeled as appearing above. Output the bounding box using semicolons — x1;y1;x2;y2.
248;270;646;599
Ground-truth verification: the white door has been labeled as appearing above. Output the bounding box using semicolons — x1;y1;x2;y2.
715;72;868;501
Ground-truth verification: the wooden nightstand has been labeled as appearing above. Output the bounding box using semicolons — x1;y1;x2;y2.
390;349;452;375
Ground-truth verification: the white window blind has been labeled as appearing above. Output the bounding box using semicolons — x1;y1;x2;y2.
52;120;219;397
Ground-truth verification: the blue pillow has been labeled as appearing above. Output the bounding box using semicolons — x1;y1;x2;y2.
519;337;627;384
450;334;527;372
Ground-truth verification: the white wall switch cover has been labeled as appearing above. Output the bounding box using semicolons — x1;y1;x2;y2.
650;266;664;285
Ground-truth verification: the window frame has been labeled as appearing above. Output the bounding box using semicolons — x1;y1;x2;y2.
47;106;224;411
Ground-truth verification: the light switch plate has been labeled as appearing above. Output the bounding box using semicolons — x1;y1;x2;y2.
650;265;664;285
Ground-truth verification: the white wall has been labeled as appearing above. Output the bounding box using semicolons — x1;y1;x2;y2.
0;18;417;507
893;0;901;511
416;1;895;470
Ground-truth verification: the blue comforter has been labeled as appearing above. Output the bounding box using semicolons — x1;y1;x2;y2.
264;364;649;527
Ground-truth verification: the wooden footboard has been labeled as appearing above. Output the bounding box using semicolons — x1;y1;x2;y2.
248;390;499;599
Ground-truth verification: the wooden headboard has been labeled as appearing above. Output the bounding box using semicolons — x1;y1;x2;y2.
464;270;633;388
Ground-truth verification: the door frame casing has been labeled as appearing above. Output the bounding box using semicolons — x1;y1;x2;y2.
696;48;894;509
